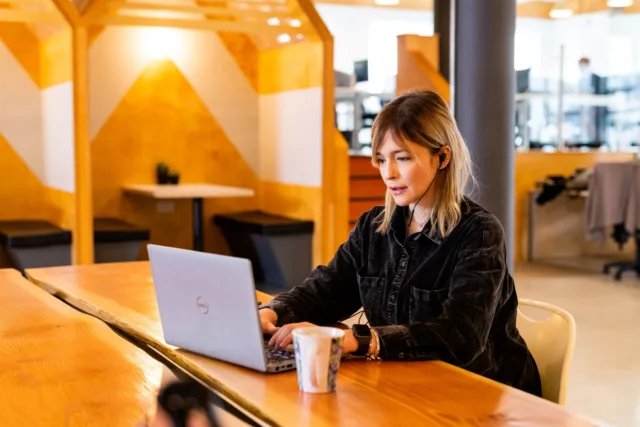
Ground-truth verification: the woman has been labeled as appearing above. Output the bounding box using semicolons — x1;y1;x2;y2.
259;90;542;396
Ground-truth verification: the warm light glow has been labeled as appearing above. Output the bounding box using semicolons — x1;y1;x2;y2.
289;18;301;27
373;0;400;5
135;28;185;62
259;5;271;12
277;33;291;43
295;33;304;41
607;0;633;6
267;17;280;26
549;2;574;19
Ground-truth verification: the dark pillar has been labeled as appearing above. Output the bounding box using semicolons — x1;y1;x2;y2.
433;0;451;82
452;0;516;271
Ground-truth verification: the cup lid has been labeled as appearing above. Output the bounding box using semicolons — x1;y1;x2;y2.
292;326;346;339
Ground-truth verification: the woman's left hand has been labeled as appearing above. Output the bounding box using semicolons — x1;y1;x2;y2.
268;322;359;354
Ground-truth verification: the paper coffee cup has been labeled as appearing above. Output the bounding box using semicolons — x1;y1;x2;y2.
292;327;345;393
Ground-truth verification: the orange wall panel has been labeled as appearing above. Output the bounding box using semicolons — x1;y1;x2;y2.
40;30;72;88
217;32;259;92
0;23;40;87
91;59;259;257
0;133;73;228
258;41;323;94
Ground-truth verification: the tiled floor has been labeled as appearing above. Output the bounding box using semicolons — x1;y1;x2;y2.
515;262;640;427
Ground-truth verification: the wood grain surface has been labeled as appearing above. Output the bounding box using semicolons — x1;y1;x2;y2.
0;268;164;427
26;262;599;427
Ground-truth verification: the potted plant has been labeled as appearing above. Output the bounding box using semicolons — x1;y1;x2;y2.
167;171;180;185
156;162;170;184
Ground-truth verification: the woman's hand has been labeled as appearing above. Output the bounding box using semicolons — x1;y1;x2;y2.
267;322;360;355
268;322;316;348
259;308;279;335
342;329;359;354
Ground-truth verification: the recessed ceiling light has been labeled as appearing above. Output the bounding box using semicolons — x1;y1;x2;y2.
607;0;633;7
289;18;301;27
549;1;574;19
267;17;280;26
277;33;291;43
373;0;400;5
295;34;304;40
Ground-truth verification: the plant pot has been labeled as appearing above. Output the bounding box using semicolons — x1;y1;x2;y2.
167;173;180;185
157;172;170;184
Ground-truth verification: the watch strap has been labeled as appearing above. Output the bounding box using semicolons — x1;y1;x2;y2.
351;326;372;356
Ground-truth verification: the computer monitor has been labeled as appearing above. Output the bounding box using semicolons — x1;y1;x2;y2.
354;60;368;83
516;68;530;94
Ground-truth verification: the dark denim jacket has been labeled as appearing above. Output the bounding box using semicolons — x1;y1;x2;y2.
263;199;542;396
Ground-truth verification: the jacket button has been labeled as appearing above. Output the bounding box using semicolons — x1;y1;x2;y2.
398;352;405;359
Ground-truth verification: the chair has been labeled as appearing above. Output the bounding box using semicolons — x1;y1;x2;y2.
516;299;576;406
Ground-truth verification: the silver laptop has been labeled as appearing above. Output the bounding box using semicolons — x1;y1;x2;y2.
147;244;296;373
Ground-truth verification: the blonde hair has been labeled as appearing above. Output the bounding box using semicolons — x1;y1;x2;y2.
371;90;476;237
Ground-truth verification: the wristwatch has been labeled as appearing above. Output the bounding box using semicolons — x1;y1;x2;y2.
351;324;372;356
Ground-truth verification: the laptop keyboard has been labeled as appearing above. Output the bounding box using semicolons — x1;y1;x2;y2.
264;344;295;363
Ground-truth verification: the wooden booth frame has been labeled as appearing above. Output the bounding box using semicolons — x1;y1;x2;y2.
1;0;344;265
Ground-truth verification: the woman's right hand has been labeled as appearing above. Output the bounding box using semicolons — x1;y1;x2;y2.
259;308;279;335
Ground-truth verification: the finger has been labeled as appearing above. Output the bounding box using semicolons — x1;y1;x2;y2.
276;328;295;349
263;322;279;335
271;325;291;348
268;327;284;347
279;332;295;349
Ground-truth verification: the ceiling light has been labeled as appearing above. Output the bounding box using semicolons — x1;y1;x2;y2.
259;5;270;12
289;18;301;27
549;1;574;19
295;34;304;41
267;17;280;26
373;0;400;5
277;33;291;44
607;0;633;7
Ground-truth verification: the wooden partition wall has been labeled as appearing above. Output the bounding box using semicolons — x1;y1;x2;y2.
396;34;449;102
1;0;347;267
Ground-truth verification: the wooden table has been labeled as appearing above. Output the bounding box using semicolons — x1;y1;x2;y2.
0;268;163;427
26;262;599;427
123;184;255;251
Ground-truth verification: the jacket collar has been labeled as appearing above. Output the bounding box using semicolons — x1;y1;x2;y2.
389;205;444;246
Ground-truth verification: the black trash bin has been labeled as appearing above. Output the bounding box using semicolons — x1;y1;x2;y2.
94;217;150;263
213;211;314;294
0;220;72;274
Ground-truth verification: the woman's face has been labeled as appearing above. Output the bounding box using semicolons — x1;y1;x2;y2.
375;132;441;207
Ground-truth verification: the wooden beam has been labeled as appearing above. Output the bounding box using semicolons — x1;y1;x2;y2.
50;0;81;25
0;0;50;5
517;1;553;18
296;0;338;263
0;9;63;23
93;14;308;34
198;0;287;4
315;0;432;11
81;0;108;19
105;1;292;19
71;26;94;265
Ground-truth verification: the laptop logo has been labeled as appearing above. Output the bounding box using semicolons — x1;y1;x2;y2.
196;297;209;314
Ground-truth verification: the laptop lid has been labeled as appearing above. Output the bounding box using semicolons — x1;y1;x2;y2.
147;244;268;372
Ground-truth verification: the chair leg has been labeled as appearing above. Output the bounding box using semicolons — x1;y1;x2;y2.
608;234;640;281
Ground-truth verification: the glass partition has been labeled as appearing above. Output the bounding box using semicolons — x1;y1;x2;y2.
515;12;640;153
